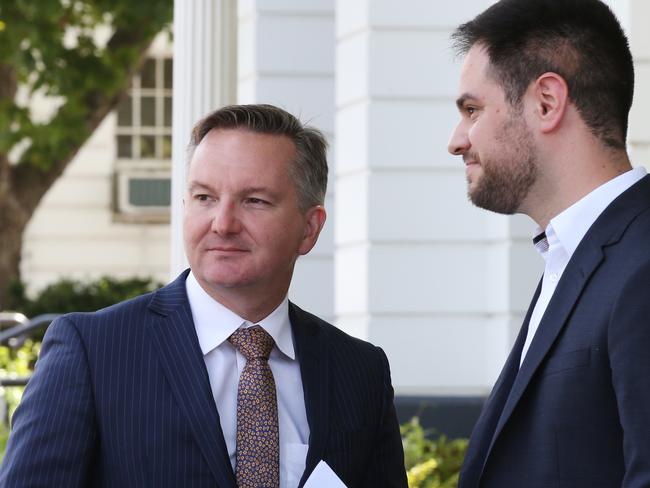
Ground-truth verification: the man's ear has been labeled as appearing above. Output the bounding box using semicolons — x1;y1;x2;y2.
531;72;570;134
298;206;327;256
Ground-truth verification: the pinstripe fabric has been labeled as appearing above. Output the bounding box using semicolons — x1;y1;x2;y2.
0;270;406;487
290;306;407;487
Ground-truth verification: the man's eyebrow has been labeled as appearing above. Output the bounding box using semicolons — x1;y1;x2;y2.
241;186;271;194
241;186;281;199
187;182;211;193
456;93;477;110
186;183;280;199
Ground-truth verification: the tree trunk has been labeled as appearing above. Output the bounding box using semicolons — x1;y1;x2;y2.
0;195;30;310
0;60;24;310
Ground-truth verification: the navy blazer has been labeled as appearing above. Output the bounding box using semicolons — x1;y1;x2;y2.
460;175;650;487
0;271;407;487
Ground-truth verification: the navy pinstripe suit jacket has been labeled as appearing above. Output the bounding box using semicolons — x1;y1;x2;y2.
0;270;407;487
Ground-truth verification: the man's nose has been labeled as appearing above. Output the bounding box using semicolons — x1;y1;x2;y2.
448;123;470;156
211;201;242;235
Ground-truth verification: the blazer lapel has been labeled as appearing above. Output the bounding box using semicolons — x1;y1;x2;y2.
290;303;330;488
460;281;540;487
479;246;603;479
481;176;650;477
147;270;236;487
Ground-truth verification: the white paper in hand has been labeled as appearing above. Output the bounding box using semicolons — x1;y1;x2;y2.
303;460;347;487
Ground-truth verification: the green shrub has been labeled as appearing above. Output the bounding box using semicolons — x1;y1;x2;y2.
5;276;163;343
7;276;162;318
0;340;40;427
402;417;468;488
0;421;8;463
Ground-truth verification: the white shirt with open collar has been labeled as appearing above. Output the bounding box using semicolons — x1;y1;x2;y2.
520;166;647;365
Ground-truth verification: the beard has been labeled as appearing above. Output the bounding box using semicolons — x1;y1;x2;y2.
467;115;538;215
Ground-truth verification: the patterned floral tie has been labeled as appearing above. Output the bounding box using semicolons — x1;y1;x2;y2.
228;326;280;488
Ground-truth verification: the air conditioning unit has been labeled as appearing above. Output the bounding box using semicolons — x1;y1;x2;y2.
114;164;171;223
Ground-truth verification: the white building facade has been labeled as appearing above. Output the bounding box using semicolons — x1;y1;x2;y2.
22;0;650;402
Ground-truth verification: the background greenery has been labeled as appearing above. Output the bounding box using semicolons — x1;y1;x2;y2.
7;276;162;319
402;418;468;487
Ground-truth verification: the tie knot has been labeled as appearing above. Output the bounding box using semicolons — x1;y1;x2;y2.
228;325;275;360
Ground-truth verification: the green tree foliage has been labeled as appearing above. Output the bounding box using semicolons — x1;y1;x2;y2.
0;0;173;308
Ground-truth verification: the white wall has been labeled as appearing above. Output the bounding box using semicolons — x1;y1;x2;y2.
626;0;650;171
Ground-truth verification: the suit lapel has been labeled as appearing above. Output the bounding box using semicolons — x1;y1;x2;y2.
460;281;540;487
290;303;330;488
481;246;603;475
481;176;650;479
147;271;236;487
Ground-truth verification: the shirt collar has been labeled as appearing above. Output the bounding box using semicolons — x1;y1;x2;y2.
186;271;295;360
532;229;550;255
534;167;646;258
532;224;565;267
247;297;294;360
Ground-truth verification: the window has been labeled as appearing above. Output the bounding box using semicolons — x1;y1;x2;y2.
114;57;172;222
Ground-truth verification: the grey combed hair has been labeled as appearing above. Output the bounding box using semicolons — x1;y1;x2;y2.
187;104;329;210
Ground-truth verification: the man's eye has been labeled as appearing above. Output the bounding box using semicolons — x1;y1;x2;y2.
247;197;268;205
195;194;210;201
466;107;476;116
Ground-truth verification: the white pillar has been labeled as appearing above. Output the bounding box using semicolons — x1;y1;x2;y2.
335;0;541;396
623;0;650;171
237;0;336;320
170;0;237;278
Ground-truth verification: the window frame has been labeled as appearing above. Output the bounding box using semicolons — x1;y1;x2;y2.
113;55;172;224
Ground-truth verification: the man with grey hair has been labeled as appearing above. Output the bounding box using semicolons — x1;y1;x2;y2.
1;104;407;487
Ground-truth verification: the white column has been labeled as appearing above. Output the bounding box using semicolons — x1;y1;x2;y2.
237;0;336;320
624;0;650;171
170;0;237;278
335;0;541;396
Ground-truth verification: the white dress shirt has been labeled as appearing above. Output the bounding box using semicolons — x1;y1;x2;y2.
186;272;310;487
520;167;647;365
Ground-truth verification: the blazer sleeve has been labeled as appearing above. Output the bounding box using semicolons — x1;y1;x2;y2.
361;347;408;487
0;315;97;487
608;260;650;486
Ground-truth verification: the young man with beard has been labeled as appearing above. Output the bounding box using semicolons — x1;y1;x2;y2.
0;104;407;487
448;0;650;486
